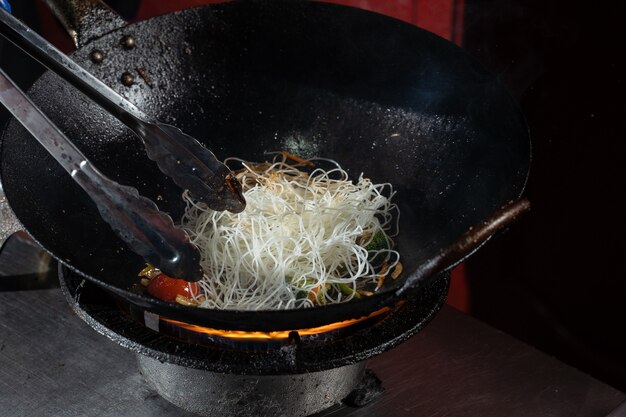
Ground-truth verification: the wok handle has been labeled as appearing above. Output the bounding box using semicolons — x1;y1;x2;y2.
395;198;531;297
42;0;127;48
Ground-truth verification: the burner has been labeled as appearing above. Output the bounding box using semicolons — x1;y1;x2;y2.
58;265;449;416
138;356;365;417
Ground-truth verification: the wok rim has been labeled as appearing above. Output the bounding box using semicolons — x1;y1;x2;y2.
0;0;531;331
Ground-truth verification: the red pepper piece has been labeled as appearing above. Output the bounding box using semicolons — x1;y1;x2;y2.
147;273;198;303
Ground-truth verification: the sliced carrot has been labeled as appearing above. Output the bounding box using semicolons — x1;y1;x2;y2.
308;285;321;302
376;262;390;290
391;262;403;280
281;151;314;167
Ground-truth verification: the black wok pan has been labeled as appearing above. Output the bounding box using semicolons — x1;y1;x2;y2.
0;0;530;331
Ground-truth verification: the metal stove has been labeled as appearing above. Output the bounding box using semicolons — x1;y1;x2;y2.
58;255;448;417
2;230;626;417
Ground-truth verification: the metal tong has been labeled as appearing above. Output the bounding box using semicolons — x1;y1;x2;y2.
0;8;245;214
0;69;205;281
0;9;246;281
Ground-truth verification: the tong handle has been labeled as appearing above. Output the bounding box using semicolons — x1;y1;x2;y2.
0;8;245;213
0;68;203;281
0;7;145;123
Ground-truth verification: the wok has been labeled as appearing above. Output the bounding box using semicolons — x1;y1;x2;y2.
0;0;530;331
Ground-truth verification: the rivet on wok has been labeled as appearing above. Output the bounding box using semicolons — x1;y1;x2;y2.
121;72;134;86
90;50;104;64
121;35;136;50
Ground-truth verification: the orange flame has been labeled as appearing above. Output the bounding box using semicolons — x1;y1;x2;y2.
162;306;390;340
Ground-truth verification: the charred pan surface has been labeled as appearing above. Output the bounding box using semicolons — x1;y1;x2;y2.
44;0;128;47
59;264;449;375
1;1;528;329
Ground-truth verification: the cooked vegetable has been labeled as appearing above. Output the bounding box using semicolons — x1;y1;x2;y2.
175;294;199;306
146;273;198;303
365;230;389;252
140;153;400;310
138;263;161;279
376;262;390;290
337;282;361;299
391;262;403;280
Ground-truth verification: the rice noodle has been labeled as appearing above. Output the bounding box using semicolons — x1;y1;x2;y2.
180;153;400;310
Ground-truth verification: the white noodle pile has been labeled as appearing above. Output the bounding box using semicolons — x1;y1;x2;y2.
180;154;400;310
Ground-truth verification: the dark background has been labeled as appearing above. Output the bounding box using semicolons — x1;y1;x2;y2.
462;0;626;391
1;0;624;391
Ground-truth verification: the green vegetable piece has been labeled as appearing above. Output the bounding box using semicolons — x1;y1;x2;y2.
365;230;390;265
365;230;389;251
336;282;361;299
